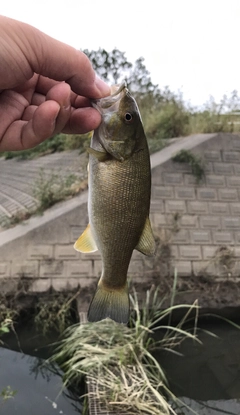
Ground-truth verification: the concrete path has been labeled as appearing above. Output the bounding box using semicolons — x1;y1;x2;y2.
0;150;88;225
0;137;180;228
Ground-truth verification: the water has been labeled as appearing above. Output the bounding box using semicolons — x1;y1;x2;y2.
1;316;240;414
0;325;82;415
155;318;240;414
0;348;82;414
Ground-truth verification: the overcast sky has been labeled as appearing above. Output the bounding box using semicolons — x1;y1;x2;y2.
1;0;240;107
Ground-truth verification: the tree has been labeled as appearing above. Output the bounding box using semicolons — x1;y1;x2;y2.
83;48;158;96
128;57;158;95
83;48;132;84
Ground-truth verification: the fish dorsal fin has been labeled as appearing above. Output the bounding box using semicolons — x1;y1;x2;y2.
86;147;109;162
135;217;156;256
74;224;98;253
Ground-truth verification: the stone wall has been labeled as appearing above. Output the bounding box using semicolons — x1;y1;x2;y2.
1;132;240;298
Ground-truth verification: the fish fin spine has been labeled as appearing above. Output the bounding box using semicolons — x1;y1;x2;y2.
135;217;156;256
88;280;129;324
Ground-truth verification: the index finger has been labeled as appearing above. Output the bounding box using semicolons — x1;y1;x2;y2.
32;34;110;98
3;17;110;99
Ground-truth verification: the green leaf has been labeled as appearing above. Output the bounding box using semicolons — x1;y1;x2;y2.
0;326;9;333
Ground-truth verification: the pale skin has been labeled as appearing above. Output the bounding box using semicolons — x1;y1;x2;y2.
0;15;110;152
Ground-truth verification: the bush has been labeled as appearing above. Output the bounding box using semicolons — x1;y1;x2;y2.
138;90;190;140
0;133;92;160
32;170;79;212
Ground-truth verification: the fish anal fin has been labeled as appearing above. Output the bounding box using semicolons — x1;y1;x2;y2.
135;217;156;256
74;223;98;253
86;147;109;162
88;280;129;324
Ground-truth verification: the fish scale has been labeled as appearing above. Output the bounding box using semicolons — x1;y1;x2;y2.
90;157;149;266
74;84;155;323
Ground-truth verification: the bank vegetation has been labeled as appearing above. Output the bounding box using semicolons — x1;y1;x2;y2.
1;48;240;161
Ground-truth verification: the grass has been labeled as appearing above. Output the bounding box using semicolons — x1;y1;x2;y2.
0;274;81;338
172;149;205;183
0;210;33;229
0;132;92;160
0;169;88;229
32;169;82;212
34;290;80;336
198;245;236;279
140;99;190;140
0;386;17;406
0;275;32;330
0;318;12;338
0;298;19;327
52;276;200;415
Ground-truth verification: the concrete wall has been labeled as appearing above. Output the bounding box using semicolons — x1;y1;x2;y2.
1;132;240;298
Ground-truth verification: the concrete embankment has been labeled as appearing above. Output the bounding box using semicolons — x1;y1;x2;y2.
1;133;240;311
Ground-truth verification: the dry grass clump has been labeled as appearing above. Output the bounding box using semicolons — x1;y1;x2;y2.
52;277;199;415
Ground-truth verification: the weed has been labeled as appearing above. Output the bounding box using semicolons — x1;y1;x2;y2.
171;212;181;234
0;386;17;402
0;319;12;337
139;94;190;141
32;170;75;211
172;149;205;183
0;319;18;407
0;300;19;326
148;137;169;154
0;274;32;330
32;169;87;213
200;245;236;279
0;133;92;160
0;210;32;229
0;169;88;229
34;291;80;336
52;284;199;415
63;133;92;152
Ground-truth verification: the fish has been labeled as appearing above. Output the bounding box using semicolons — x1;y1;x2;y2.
74;83;155;324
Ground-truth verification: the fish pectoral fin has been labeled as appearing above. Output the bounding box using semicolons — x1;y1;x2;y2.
86;147;109;162
135;217;156;256
74;223;98;253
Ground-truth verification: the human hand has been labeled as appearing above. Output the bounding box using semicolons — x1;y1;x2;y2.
0;16;110;152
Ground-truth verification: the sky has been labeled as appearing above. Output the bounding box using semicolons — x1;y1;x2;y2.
1;0;240;107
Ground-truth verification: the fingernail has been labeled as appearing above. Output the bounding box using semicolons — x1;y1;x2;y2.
94;76;111;97
51;107;60;128
62;104;71;111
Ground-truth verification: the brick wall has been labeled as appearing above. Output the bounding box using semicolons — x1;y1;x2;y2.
1;132;240;295
150;132;240;280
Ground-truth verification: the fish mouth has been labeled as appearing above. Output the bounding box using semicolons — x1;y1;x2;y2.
109;82;126;97
91;82;127;114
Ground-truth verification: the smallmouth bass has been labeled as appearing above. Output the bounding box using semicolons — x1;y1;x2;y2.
74;83;155;323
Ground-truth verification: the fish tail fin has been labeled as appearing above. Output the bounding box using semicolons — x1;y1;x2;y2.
87;280;129;324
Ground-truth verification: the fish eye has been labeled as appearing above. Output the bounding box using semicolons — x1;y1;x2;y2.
125;112;133;122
